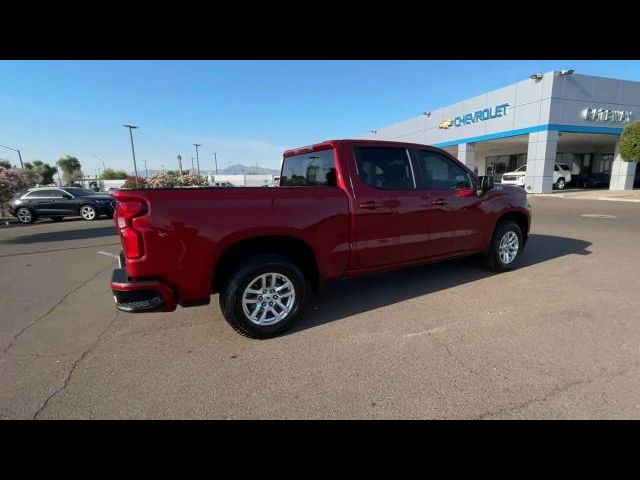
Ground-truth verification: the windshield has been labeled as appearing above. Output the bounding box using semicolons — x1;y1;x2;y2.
516;165;527;172
62;187;97;197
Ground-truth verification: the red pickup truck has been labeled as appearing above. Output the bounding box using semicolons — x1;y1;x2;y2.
111;139;530;338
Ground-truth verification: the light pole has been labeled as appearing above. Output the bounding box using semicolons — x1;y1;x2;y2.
177;154;183;178
144;159;149;178
91;154;106;172
191;157;195;172
123;125;140;187
0;144;24;168
213;152;218;174
193;143;202;175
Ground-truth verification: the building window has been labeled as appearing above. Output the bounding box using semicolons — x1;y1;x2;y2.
600;154;614;174
485;153;527;181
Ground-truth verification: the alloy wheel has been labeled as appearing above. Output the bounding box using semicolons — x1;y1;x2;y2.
242;272;296;326
16;208;32;224
498;231;519;264
80;205;96;220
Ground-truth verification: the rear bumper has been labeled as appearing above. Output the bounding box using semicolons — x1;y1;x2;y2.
111;267;177;313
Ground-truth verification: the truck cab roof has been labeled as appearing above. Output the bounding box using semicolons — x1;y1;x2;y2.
283;139;441;157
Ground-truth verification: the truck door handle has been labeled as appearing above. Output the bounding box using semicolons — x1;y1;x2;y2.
359;201;384;210
432;198;448;206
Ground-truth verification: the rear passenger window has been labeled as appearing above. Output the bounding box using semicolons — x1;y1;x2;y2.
280;149;337;187
27;189;59;198
354;147;415;190
414;150;472;190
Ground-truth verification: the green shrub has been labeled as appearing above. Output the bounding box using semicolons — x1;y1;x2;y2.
619;121;640;163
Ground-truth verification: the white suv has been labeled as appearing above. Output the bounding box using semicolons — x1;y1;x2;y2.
500;164;572;190
500;165;527;187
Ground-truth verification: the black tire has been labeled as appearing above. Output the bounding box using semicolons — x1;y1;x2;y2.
79;204;98;221
484;220;524;272
51;216;64;222
219;254;306;339
555;178;566;190
15;207;36;224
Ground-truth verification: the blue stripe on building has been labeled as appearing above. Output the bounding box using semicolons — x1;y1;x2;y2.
432;124;623;148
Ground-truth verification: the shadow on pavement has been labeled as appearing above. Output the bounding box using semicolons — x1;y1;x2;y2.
1;225;118;244
287;234;592;335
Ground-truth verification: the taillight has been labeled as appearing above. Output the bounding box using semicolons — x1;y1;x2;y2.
115;200;147;259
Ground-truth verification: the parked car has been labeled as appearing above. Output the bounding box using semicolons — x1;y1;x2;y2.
554;163;572;189
111;139;531;338
9;187;115;224
499;163;572;190
213;181;235;187
500;165;527;187
584;173;611;188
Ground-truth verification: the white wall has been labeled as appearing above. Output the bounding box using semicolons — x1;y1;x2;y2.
209;174;276;187
101;179;126;190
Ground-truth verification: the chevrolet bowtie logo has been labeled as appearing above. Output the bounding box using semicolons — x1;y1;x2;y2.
439;119;453;129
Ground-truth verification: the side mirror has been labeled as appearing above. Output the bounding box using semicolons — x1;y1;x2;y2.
477;175;494;194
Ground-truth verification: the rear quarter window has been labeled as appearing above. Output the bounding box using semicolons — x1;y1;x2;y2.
280;149;337;187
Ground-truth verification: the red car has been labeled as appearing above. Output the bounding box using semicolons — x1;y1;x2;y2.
111;140;530;338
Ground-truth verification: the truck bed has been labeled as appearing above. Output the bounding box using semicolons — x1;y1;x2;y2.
114;186;351;304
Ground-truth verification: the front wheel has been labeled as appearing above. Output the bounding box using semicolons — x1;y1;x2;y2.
555;178;566;190
484;221;524;272
79;204;97;221
219;254;306;339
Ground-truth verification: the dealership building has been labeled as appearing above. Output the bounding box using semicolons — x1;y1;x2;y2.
362;70;639;192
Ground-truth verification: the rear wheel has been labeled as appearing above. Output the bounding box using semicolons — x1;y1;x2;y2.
16;207;36;224
80;204;97;221
555;178;566;190
484;220;524;272
219;254;306;339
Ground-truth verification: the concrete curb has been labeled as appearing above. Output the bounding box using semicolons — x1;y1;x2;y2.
531;194;640;203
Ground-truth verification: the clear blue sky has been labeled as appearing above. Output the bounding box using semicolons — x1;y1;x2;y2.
1;60;639;174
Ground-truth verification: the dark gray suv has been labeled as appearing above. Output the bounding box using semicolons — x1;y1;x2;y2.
9;187;115;224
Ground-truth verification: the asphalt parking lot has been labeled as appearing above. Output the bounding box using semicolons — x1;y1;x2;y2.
1;197;639;419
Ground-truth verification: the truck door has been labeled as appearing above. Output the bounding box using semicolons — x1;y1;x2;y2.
349;146;430;269
412;149;484;256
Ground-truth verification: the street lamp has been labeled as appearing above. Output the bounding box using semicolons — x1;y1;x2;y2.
90;155;103;180
193;143;202;175
0;144;24;168
177;154;183;177
91;154;106;172
123;125;140;187
213;152;218;174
